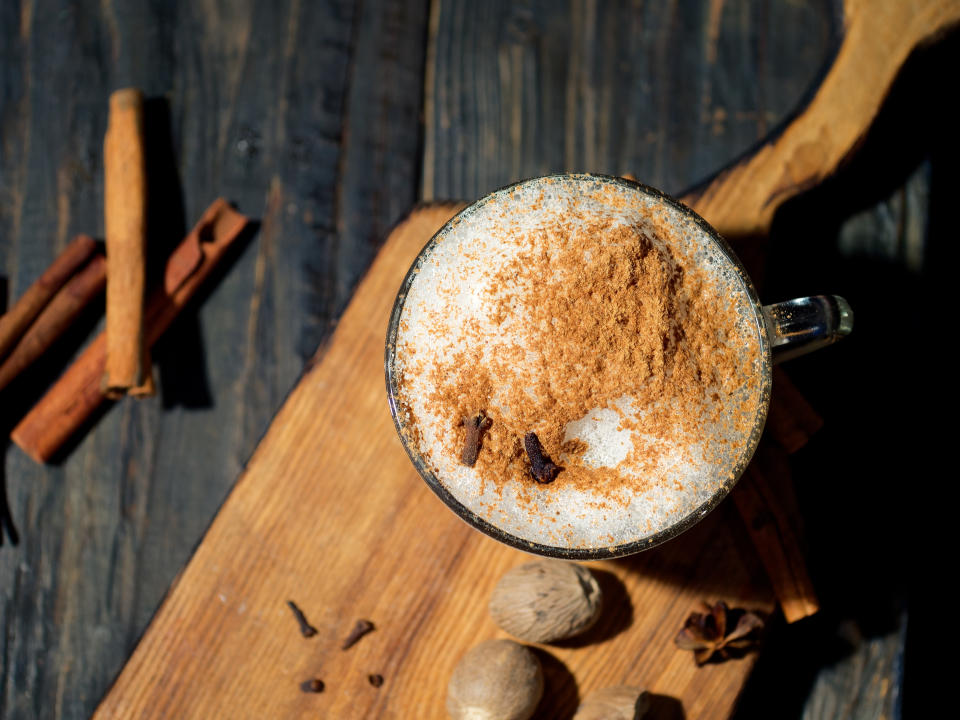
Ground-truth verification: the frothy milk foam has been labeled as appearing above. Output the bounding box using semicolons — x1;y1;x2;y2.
390;176;768;552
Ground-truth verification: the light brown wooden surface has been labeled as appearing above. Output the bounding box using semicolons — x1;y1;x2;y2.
94;204;775;720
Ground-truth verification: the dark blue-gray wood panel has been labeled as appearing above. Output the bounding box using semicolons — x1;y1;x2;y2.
0;0;429;717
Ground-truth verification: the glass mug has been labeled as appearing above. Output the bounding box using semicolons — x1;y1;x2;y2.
385;174;851;559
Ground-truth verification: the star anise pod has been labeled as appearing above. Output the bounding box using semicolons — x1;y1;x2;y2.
674;601;765;665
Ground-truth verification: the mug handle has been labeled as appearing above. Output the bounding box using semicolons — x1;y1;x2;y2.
762;295;853;363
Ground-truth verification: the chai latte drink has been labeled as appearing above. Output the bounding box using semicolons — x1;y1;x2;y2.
388;175;769;553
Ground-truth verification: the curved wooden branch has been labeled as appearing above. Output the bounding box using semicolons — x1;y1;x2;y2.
681;0;960;237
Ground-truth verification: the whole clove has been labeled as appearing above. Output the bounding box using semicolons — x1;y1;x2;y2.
287;600;318;638
342;619;375;650
523;432;562;483
461;411;492;466
300;678;325;693
368;674;384;688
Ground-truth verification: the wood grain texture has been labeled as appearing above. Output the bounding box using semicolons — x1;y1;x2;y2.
94;204;775;720
0;1;429;718
422;0;838;202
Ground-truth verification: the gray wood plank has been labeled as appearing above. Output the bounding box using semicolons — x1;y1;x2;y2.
422;0;837;200
0;0;429;718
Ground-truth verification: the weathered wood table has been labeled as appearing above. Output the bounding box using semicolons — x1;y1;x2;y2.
2;1;951;717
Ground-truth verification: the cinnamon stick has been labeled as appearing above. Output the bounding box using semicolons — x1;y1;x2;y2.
0;235;98;363
103;87;151;397
766;368;824;454
11;199;250;463
0;250;106;394
732;443;819;623
728;371;823;622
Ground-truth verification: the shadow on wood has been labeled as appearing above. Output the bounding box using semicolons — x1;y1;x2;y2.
0;274;13;544
0;272;14;540
647;693;686;720
0;270;105;540
764;23;959;620
0;440;16;547
732;24;960;720
152;215;261;368
530;646;580;720
48;218;261;465
141;96;210;410
612;502;767;601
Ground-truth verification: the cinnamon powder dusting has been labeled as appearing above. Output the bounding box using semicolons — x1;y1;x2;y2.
393;178;765;547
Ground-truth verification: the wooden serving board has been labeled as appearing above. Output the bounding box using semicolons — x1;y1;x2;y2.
93;203;774;719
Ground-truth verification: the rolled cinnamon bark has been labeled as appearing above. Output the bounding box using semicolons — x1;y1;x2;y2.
732;442;820;623
11;199;250;463
0;235;98;363
0;251;106;393
103;87;151;397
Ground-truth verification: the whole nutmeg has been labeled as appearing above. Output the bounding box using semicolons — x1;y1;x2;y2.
573;686;650;720
489;560;602;642
446;639;543;720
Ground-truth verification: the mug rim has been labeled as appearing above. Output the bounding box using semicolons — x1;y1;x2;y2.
384;173;772;559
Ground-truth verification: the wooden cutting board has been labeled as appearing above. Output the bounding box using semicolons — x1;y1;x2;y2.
92;203;774;719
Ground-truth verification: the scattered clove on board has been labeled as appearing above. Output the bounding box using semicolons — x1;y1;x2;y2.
287;600;318;638
300;678;325;693
342;619;375;650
